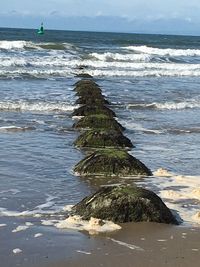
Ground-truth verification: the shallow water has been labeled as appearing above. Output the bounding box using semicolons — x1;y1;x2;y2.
0;28;200;265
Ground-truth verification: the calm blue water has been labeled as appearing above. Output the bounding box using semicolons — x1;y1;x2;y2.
0;28;200;265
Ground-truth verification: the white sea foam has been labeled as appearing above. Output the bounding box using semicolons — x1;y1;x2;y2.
128;97;200;110
0;126;35;132
0;40;31;50
1;52;200;78
63;205;74;212
41;220;59;226
0;101;76;113
152;169;200;225
87;67;200;77
34;233;43;238
12;225;29;233
90;52;151;62
0;40;75;51
123;45;200;57
76;250;91;255
0;54;77;68
0;195;64;217
56;215;121;234
121;121;163;134
0;68;73;78
154;98;200;110
13;248;22;254
0;224;6;227
107;237;144;251
0;189;20;194
192;212;200;223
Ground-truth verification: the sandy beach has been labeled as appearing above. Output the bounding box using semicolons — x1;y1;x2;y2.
3;221;199;267
38;223;200;267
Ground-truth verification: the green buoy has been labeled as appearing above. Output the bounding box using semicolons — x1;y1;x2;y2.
37;23;44;35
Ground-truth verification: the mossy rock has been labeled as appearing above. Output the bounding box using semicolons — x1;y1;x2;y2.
73;114;124;132
71;185;178;224
75;95;110;105
75;89;103;99
72;105;116;117
74;80;99;87
75;73;93;78
75;86;102;96
74;129;133;148
74;149;152;176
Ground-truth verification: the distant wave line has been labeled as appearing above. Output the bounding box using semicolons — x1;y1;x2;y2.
123;45;200;57
0;100;77;112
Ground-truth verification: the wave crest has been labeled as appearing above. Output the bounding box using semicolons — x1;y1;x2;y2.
123;45;200;57
128;97;200;110
0;100;77;112
90;52;151;62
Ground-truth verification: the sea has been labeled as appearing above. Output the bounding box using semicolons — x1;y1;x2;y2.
0;27;200;265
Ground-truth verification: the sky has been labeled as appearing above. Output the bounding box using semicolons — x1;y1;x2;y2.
1;0;200;35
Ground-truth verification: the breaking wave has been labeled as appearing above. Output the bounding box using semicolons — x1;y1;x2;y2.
0;40;76;51
0;40;34;50
87;68;200;77
123;45;200;57
1;40;200;78
0;100;77;112
128;97;200;110
90;52;152;62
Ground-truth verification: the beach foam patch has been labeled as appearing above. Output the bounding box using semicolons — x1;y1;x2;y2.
56;215;121;234
13;248;22;254
107;237;144;251
148;169;200;225
192;212;200;223
34;233;43;238
76;250;91;255
12;225;29;233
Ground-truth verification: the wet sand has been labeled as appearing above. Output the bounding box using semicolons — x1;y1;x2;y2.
29;223;200;267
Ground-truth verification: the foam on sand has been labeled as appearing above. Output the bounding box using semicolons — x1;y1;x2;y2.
12;225;29;233
192;212;200;223
107;237;144;251
62;205;74;212
34;233;43;238
12;248;22;254
76;250;91;255
56;215;121;234
153;168;174;177
152;168;200;225
41;219;59;226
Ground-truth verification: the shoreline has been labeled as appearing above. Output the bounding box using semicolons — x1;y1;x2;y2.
1;219;200;267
